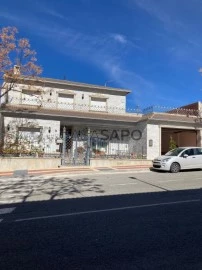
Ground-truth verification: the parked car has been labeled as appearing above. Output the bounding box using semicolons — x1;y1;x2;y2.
152;147;202;173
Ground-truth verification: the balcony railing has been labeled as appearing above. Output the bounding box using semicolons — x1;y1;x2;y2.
143;105;200;117
2;98;202;118
2;97;141;115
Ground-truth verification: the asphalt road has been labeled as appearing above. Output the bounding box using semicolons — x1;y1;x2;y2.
1;169;202;204
0;170;202;269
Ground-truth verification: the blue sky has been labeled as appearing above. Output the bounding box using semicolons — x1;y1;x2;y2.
1;0;202;109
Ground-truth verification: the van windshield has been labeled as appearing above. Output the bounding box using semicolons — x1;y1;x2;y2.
165;148;184;156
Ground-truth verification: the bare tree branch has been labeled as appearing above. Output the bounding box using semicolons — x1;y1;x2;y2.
0;26;42;103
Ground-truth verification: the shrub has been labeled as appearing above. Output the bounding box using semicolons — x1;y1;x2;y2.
169;136;177;150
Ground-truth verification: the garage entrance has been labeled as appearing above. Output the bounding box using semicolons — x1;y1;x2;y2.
161;128;197;155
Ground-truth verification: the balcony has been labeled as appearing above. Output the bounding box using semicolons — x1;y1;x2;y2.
2;97;141;115
1;97;142;125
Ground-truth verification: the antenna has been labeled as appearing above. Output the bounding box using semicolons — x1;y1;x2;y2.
104;80;115;87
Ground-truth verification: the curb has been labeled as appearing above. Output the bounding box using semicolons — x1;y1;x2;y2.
0;165;152;177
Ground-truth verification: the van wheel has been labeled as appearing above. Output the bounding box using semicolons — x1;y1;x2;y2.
170;162;180;173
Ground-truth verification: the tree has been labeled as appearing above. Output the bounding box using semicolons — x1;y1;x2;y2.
0;26;42;102
169;135;177;150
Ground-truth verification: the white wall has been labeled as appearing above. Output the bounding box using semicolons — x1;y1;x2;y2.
0;158;61;171
3;117;60;154
6;82;127;113
197;129;202;147
147;124;161;160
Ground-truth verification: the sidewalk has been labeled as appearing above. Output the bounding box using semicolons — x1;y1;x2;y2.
0;164;151;177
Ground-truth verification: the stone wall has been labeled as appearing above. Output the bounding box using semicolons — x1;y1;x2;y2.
128;121;147;157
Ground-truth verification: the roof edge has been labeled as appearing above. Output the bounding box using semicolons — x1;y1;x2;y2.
5;75;131;94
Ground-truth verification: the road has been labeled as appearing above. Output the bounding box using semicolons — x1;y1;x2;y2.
0;170;202;269
1;169;202;204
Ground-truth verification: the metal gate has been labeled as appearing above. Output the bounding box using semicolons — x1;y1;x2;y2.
61;128;91;166
60;127;146;166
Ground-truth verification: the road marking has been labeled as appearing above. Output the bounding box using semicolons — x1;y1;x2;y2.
158;179;184;183
0;207;15;215
110;183;137;186
15;199;200;222
0;219;3;222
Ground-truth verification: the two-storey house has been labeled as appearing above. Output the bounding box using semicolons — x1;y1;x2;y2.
1;74;202;168
0;76;143;165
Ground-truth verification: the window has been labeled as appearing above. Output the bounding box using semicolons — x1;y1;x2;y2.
57;93;74;110
182;148;195;156
90;97;107;112
18;127;41;133
21;89;41;106
17;127;42;153
195;148;202;155
92;138;107;149
18;127;41;142
165;148;184;156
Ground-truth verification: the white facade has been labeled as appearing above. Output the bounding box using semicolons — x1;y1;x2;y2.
2;80;127;113
0;78;130;159
1;77;201;162
146;124;161;160
3;117;60;155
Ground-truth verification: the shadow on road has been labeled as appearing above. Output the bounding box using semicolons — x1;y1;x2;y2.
0;176;105;203
150;167;202;173
0;188;201;270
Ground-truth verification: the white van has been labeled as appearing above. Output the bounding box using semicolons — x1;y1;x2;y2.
152;147;202;173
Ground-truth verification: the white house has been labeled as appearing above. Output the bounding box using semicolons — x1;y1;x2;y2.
1;76;202;166
0;76;142;165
